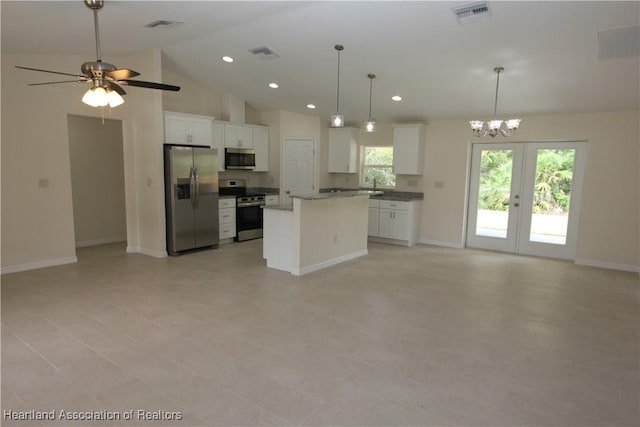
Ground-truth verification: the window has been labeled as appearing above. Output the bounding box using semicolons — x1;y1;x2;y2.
361;146;395;187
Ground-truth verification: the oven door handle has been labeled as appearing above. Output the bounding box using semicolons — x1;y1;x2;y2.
238;202;265;207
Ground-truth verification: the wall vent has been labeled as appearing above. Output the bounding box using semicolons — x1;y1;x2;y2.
145;20;184;29
249;46;280;60
452;2;491;24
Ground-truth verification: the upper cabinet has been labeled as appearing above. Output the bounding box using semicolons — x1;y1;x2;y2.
224;124;253;149
211;121;225;172
252;126;269;172
214;121;269;172
393;124;426;175
328;127;358;173
164;112;212;147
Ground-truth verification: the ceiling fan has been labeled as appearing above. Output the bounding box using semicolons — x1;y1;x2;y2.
15;0;180;108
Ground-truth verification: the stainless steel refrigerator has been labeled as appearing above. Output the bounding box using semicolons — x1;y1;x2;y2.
164;145;219;255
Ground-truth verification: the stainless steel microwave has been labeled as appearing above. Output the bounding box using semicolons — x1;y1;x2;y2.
225;148;256;170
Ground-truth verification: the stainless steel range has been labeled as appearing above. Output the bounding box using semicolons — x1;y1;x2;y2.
219;179;265;242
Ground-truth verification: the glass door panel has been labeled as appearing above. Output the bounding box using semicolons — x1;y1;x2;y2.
466;143;523;253
518;142;587;260
528;148;575;245
476;149;513;238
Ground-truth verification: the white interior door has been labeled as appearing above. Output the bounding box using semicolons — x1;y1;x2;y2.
466;142;587;260
283;138;316;205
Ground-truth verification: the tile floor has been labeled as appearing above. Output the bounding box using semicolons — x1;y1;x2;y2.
2;241;638;426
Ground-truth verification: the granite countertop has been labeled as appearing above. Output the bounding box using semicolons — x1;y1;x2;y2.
262;204;293;211
370;193;424;202
320;187;423;202
290;190;383;200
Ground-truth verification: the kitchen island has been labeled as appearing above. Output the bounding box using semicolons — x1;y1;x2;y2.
262;191;381;275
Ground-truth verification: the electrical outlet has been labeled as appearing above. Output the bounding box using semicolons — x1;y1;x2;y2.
333;234;338;243
408;179;418;187
435;181;444;189
38;178;49;188
147;178;152;187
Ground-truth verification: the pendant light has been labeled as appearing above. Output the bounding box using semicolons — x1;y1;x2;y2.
364;74;377;132
330;44;345;127
470;67;521;138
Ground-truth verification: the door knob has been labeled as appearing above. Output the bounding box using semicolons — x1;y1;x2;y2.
514;203;520;207
286;190;290;194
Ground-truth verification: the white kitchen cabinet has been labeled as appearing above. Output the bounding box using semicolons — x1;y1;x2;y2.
218;198;236;242
392;124;426;175
212;121;225;172
368;199;420;246
328;127;358;173
164;112;213;146
265;195;279;206
368;199;380;236
224;124;253;148
252;126;269;172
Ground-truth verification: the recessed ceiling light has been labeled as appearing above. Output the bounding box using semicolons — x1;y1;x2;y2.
268;82;279;89
222;56;234;63
392;95;402;101
307;104;316;109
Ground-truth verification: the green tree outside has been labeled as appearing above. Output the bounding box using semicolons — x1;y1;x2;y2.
478;148;575;214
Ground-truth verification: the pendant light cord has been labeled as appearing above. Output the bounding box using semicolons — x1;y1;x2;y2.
368;76;373;119
336;48;341;114
493;67;503;117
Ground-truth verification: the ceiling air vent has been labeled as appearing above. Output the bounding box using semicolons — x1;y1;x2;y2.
145;20;184;29
598;25;640;60
452;2;491;25
249;46;280;60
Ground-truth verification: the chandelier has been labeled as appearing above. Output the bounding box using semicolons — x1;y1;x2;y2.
470;67;521;138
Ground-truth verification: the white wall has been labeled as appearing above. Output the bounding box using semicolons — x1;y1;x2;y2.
1;50;166;273
67;115;126;247
421;110;640;271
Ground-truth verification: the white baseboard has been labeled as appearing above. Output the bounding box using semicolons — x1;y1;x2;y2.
418;238;465;249
76;236;126;248
126;246;168;258
1;256;78;274
293;249;368;276
575;258;640;273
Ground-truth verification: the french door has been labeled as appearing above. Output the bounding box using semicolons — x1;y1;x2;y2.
466;142;587;260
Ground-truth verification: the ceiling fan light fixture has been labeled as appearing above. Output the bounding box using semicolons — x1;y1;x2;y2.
107;89;124;108
82;86;108;107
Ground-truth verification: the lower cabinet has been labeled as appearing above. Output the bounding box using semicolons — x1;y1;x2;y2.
368;199;420;246
219;198;236;242
265;195;279;206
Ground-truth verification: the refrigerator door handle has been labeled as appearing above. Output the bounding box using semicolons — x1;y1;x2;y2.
189;167;196;208
194;167;200;209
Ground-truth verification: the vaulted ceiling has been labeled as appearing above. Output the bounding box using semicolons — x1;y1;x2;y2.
3;1;639;125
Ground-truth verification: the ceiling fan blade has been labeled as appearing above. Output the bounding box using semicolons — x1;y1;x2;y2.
28;80;88;86
106;68;140;80
118;80;181;91
106;81;127;96
16;65;84;78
